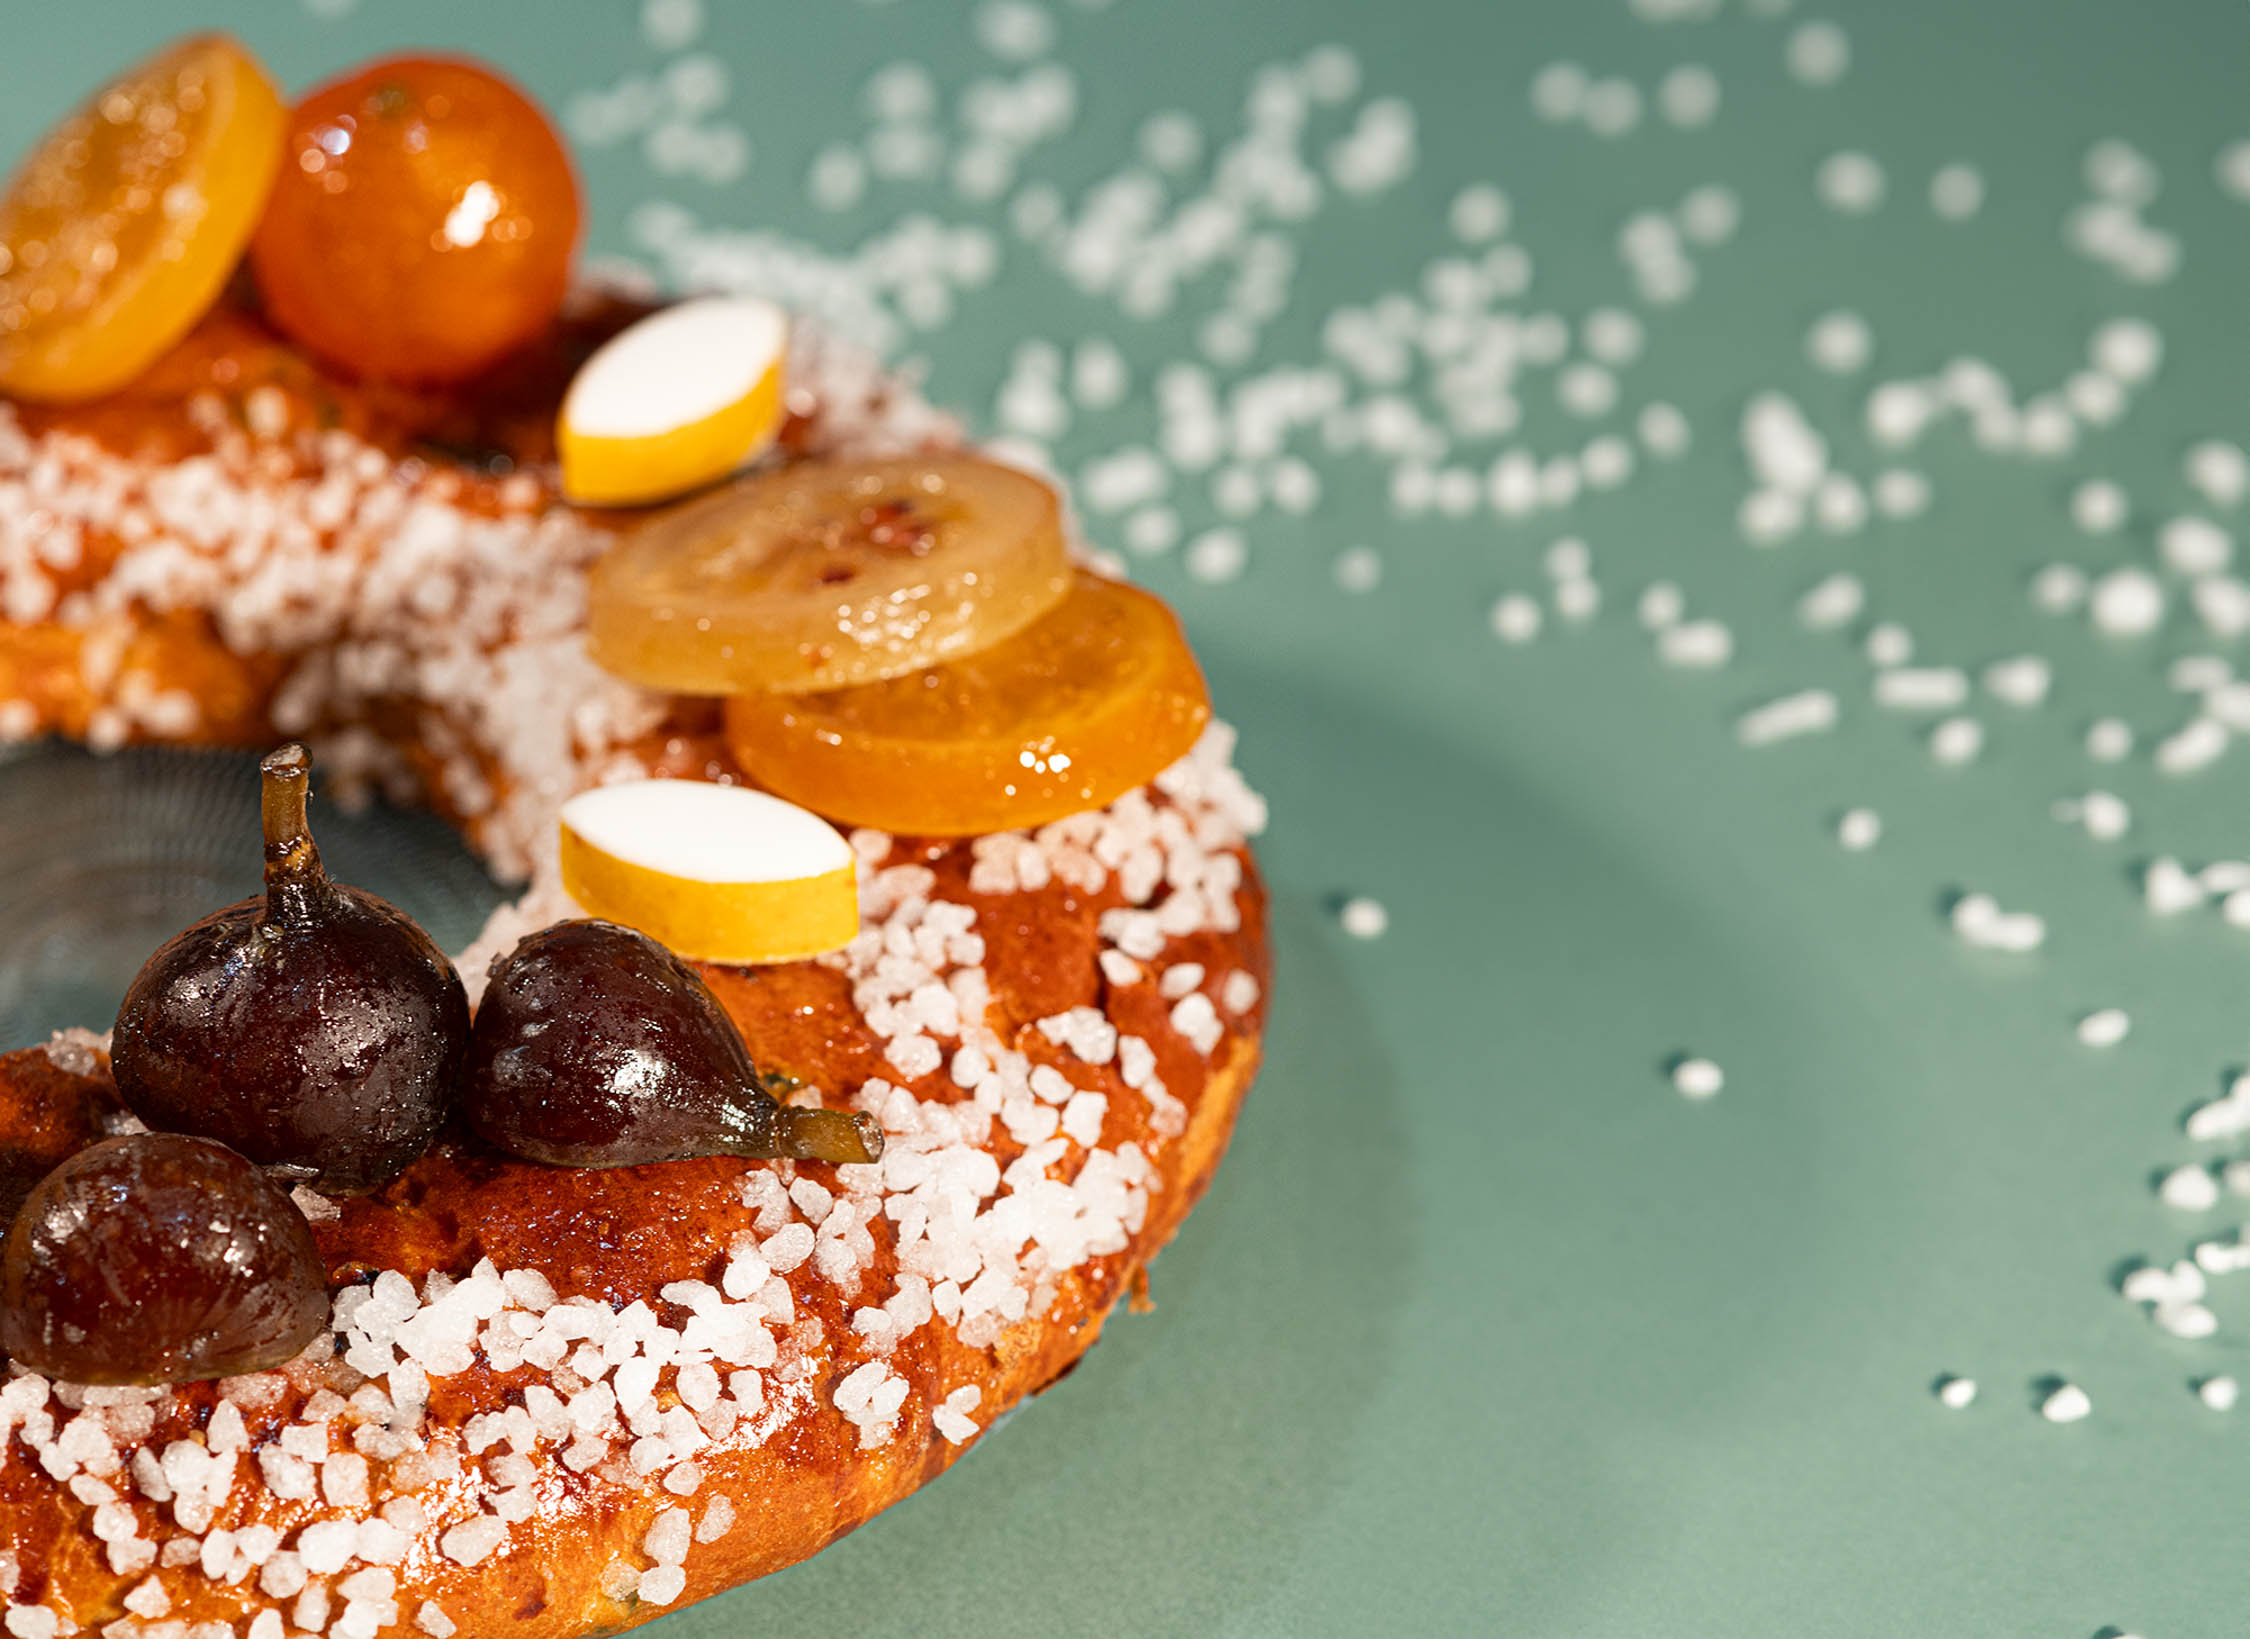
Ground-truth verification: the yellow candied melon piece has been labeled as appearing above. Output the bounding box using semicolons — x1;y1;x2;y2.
557;295;789;507
557;779;857;966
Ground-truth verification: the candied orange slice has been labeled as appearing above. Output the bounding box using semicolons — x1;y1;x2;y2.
587;454;1072;695
723;572;1212;835
0;35;285;402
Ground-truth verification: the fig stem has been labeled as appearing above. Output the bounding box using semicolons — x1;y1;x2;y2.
259;744;326;920
776;1108;884;1166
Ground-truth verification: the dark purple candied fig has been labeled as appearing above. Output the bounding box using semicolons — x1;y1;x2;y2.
463;920;882;1168
0;1133;329;1385
109;744;469;1194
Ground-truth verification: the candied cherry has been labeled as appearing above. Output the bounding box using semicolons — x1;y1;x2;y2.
0;34;285;402
0;1133;329;1386
723;571;1212;835
248;54;579;383
587;454;1072;695
462;920;882;1168
109;744;469;1194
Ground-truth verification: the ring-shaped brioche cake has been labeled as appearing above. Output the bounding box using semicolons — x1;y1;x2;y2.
0;286;1269;1639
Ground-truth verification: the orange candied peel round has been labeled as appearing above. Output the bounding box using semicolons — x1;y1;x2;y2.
248;55;580;384
589;453;1073;695
723;571;1213;836
0;33;285;403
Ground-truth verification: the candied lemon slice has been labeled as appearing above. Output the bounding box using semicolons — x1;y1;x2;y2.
587;454;1072;695
558;780;857;965
723;572;1212;836
558;296;788;507
0;34;285;402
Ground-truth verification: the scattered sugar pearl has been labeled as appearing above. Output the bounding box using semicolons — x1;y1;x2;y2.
1671;1058;1724;1100
1184;528;1247;584
1872;468;1930;518
1638;581;1685;630
1737;689;1838;746
1490;594;1543;643
1929;163;1984;219
2070;479;2127;534
2077;1008;2130;1047
2072;790;2130;839
1659;620;1732;668
1582;308;1643;365
1951;893;2045;952
1530;61;1590;123
1338;897;1388;940
2199;1375;2240;1411
2144;857;2207;914
2089;567;2164;635
2161;515;2234;577
1658;64;1720;127
2085;718;2134;761
2040;1383;2092;1424
1638;402;1691;458
2030;564;2088;614
1836;808;1881;850
1676;184;1740;245
1813;474;1867;534
1581;436;1634;489
1123;506;1179;556
1787;20;1850;85
1865;623;1913;667
1138;110;1202;173
1557;363;1618;418
1554;579;1602;622
1935;1375;1977;1409
2220;139;2250;200
1333;547;1381;593
1797;572;1864;630
1449;183;1511;243
2092;317;2163;384
1982;655;2051;708
2155;716;2227;775
1929;717;1983;766
2187;440;2250;508
1543;538;1592;581
2160;1164;2220;1212
1806;310;1872;374
1583;78;1642;138
1817;151;1885;213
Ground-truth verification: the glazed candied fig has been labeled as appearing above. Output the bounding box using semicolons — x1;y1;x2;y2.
463;919;882;1168
0;1133;329;1385
110;744;470;1194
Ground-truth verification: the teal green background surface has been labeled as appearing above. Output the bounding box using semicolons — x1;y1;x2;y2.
5;2;2249;1633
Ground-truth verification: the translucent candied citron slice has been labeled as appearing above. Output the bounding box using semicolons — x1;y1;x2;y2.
723;571;1212;836
0;34;285;402
587;454;1072;695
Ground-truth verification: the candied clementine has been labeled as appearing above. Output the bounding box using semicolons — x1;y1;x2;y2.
248;55;579;384
589;454;1073;695
0;34;285;403
723;572;1213;836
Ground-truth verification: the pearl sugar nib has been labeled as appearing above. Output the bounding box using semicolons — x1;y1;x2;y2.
559;296;790;506
559;779;859;966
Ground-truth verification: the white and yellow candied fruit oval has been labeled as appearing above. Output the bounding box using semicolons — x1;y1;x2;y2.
557;778;856;965
557;295;789;507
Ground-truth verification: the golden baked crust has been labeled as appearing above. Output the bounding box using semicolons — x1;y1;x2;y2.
0;1017;1261;1637
0;294;1272;1639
